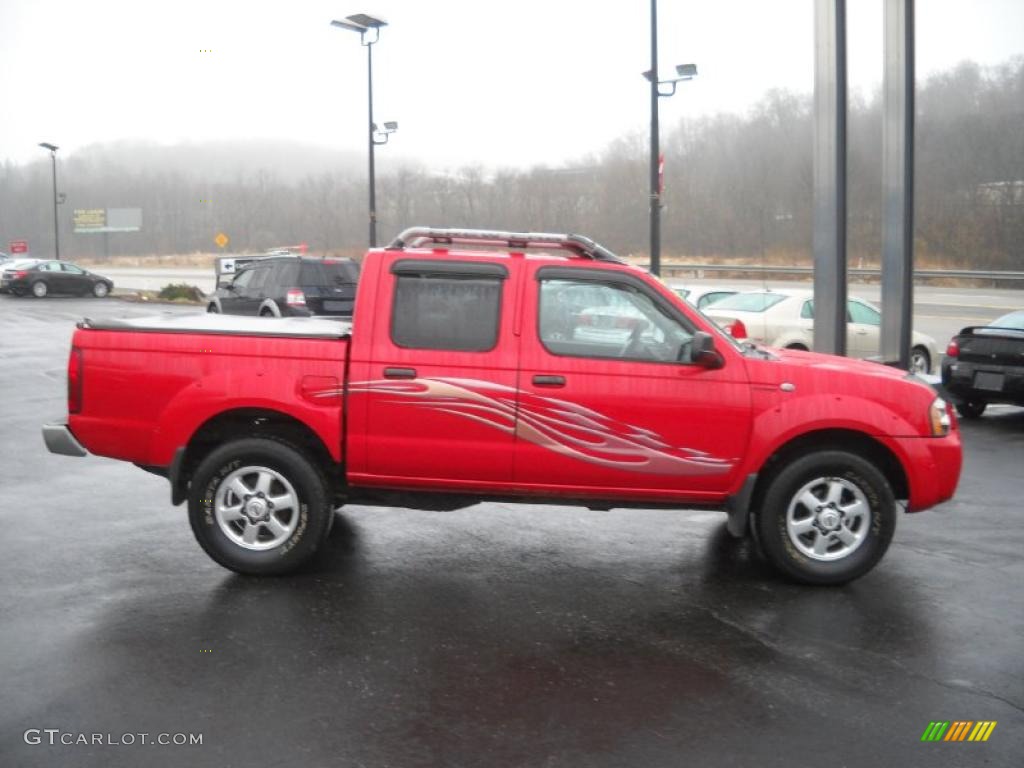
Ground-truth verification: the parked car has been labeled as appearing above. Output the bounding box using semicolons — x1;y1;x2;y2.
44;227;961;585
941;310;1024;418
703;289;939;373
207;255;359;318
1;259;111;298
673;286;739;310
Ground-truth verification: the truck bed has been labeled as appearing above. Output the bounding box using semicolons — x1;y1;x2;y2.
79;314;352;338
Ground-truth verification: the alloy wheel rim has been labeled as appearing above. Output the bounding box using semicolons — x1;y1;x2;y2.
214;465;299;551
785;476;871;562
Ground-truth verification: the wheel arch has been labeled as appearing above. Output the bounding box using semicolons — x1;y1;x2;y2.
259;299;282;317
748;428;909;522
171;407;341;505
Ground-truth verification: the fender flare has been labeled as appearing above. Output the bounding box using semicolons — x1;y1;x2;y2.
258;299;282;317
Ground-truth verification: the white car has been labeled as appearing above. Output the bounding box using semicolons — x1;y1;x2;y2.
703;289;939;373
672;285;738;310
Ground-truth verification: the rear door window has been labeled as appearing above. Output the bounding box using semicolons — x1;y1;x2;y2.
390;262;505;352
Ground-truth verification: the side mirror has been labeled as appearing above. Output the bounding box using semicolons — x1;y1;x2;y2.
692;331;724;369
219;280;235;291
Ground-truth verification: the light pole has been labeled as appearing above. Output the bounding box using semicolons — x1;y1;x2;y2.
38;142;61;260
331;14;398;248
645;0;697;276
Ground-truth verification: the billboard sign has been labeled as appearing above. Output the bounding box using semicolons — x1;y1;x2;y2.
9;240;28;254
73;208;142;233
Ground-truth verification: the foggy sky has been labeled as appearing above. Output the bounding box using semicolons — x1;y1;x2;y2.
1;0;1022;170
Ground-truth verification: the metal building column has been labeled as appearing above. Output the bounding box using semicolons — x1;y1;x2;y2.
881;0;915;369
812;0;848;356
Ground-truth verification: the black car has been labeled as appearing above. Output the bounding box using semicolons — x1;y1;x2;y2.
207;255;359;318
1;259;113;298
941;310;1024;418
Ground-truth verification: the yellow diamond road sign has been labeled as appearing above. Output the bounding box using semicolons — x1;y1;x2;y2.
214;232;229;249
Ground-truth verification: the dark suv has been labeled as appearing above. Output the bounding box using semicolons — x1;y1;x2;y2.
207;256;359;318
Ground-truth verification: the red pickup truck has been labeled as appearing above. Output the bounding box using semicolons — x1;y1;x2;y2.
43;228;962;584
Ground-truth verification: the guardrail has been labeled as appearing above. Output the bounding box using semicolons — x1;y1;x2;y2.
642;263;1024;284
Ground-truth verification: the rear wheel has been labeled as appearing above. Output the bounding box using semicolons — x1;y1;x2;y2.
207;303;219;313
31;281;48;298
956;400;986;419
92;281;109;298
910;345;931;374
187;437;333;575
785;343;809;351
754;450;896;585
260;307;276;317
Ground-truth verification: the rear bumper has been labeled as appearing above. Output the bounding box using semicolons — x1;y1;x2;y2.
887;432;962;512
941;360;1024;406
42;422;88;457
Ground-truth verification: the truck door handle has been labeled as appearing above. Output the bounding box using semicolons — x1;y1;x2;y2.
532;375;566;387
383;367;417;379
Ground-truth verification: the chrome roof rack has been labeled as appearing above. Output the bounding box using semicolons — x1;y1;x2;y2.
386;227;625;264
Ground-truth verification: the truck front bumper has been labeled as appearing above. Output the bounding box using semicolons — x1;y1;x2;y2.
42;421;88;457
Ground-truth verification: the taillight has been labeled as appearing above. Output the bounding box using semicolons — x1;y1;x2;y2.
14;270;28;279
946;339;959;357
68;347;83;414
286;288;306;307
727;319;748;339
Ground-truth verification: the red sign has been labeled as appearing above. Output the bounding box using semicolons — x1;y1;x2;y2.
9;240;28;254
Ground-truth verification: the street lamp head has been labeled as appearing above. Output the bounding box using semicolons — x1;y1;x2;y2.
641;70;654;82
38;142;59;152
330;19;367;33
382;121;398;132
346;13;387;29
676;63;698;77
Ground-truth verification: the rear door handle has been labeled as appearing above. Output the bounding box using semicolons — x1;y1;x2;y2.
383;367;417;379
532;375;566;387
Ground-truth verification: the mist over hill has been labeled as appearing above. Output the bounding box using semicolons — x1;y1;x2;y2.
2;58;1021;267
59;139;365;184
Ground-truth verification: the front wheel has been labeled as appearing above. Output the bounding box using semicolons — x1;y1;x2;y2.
753;450;896;585
187;437;333;575
92;281;109;298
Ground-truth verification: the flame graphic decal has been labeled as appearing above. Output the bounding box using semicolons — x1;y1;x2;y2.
328;378;734;477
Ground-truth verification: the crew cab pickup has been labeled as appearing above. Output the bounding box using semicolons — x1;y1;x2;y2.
43;228;962;584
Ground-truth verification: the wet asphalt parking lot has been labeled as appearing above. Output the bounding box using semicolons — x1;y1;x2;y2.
1;294;1022;768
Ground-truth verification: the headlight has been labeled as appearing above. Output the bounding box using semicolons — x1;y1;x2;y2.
928;397;951;437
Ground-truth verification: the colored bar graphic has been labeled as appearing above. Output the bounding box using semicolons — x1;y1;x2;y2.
968;721;997;742
944;721;972;741
921;720;996;742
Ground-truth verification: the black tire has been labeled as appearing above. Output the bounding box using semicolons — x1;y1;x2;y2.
955;400;986;419
207;303;219;313
92;281;110;298
785;343;809;351
910;345;931;375
259;307;276;317
187;437;333;575
753;450;896;585
31;281;48;298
